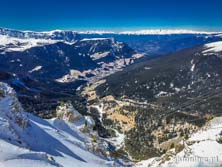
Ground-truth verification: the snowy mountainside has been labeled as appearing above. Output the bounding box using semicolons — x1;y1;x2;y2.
0;27;80;42
203;41;222;55
0;35;59;52
0;82;120;167
0;82;28;146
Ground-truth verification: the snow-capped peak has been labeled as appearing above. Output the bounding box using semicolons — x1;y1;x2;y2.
2;27;221;37
119;29;221;35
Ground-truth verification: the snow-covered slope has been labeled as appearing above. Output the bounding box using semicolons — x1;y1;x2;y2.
0;28;80;42
203;41;222;54
0;35;59;52
0;82;29;146
136;117;222;167
0;82;117;167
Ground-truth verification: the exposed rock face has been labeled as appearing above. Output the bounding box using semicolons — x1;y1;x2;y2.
0;82;29;146
0;82;29;128
56;101;82;122
84;116;96;128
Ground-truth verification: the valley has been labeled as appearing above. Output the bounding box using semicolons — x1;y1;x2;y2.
0;27;222;166
81;40;222;162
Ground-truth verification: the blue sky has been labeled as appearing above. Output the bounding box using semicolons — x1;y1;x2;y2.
1;0;222;31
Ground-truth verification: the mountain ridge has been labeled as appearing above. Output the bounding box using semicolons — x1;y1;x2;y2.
1;27;221;35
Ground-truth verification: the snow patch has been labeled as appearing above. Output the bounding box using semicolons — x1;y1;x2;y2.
191;64;195;72
28;66;42;73
203;41;222;54
80;38;109;42
0;35;58;52
90;51;110;60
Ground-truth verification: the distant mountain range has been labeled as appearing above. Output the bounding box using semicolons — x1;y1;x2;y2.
1;27;222;56
0;27;80;42
2;27;221;37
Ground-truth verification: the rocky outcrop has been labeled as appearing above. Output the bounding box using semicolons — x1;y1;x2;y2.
0;82;29;146
56;101;82;122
